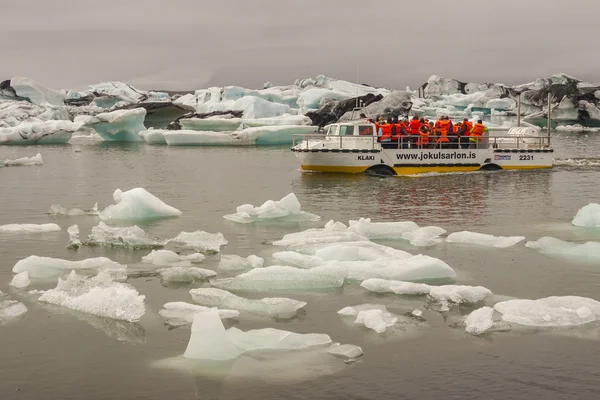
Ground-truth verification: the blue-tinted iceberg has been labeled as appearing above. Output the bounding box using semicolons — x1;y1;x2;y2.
572;203;600;228
223;193;320;224
98;188;182;222
75;109;146;142
9;76;66;106
526;236;600;261
0;120;83;145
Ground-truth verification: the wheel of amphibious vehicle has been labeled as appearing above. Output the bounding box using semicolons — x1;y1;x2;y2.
365;165;397;176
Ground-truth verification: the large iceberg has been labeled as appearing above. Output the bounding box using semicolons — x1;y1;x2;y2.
75;108;146;142
142;249;205;267
572;203;600;228
494;296;600;327
12;255;126;280
0;223;61;233
525;236;600;261
85;221;166;249
98;188;182;222
159;302;239;327
190;288;306;319
9;76;66;106
0;120;83;145
39;271;145;322
169;230;227;254
1;153;43;166
446;231;525;248
223;193;320;224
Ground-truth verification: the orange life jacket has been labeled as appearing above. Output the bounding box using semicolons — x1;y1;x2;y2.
379;124;393;141
470;123;485;141
418;125;430;145
409;119;421;135
464;121;473;136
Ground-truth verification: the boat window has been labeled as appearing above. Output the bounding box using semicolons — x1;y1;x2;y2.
329;125;339;136
358;125;374;135
339;125;354;136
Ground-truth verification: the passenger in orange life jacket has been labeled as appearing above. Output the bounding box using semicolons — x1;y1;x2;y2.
378;119;394;142
457;118;473;149
437;116;451;147
469;119;489;148
417;121;430;147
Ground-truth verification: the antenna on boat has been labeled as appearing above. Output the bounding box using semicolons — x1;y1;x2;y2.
355;63;359;109
547;92;552;146
517;94;521;127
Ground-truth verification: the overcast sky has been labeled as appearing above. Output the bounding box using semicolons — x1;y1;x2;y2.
2;0;599;91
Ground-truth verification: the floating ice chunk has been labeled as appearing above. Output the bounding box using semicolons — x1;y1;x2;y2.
142;249;205;267
13;255;127;280
327;343;363;360
429;285;492;304
526;236;600;261
494;296;600;327
234;125;314;145
218;254;264;271
190;288;306;319
180;117;243;132
183;310;245;361
464;306;495;335
223;193;320;223
0;120;82;145
75;109;146;142
163;130;252;146
273;221;367;249
0;223;61;233
412;309;423;317
158;267;216;283
159;302;239;327
337;304;389;316
2;153;43;166
346;218;420;240
139;129;166;144
211;265;345;292
572;203;600;228
400;226;447;247
38;271;145;322
10;271;30;288
227;326;332;352
243;114;312;127
446;231;525;248
556;124;600;132
169;230;227;254
99;188;181;222
10;76;66;105
48;203;99;216
360;278;431;295
67;225;81;250
355;309;398;333
85;222;165;249
0;300;28;321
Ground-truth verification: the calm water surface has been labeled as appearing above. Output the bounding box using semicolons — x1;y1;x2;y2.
2;130;600;400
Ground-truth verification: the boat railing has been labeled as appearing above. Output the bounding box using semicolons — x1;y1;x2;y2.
292;134;552;150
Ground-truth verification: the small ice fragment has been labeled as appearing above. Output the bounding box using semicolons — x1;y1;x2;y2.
2;153;43;166
48;203;99;216
159;302;239;327
218;254;264;271
572;203;600;228
10;271;30;288
169;230;227;254
0;223;61;233
428;285;492;304
85;221;165;249
360;278;431;295
223;193;320;224
446;231;525;248
354;309;398;333
464;306;495;335
98;188;182;221
142;249;205;267
412;309;423;317
337;304;389;316
67;224;81;250
0;300;28;321
157;267;216;283
327;343;364;360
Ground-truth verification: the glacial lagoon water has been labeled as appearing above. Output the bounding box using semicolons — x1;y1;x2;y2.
2;130;600;399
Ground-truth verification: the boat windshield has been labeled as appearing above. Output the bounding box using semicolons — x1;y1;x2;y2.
339;125;355;136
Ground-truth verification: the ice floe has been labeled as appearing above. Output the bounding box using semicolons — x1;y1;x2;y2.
525;236;600;261
0;223;61;233
66;225;81;250
1;153;43;166
346;218;420;239
0;300;28;322
139;129;166;144
162;125;314;146
464;306;495;335
572;203;600;228
326;343;363;360
48;203;99;216
0;120;83;145
9;271;30;289
98;188;182;222
446;231;525;248
360;279;431;295
169;230;227;254
179;117;243;132
223;193;320;224
85;221;165;249
158;267;216;283
556;124;600;132
38;271;145;322
494;296;600;327
273;220;367;249
159;302;239;327
142;249;205;267
218;255;264;271
74;108;146;142
190;288;306;319
12;255;127;280
337;304;397;333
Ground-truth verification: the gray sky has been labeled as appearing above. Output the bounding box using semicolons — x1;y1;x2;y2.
2;0;599;91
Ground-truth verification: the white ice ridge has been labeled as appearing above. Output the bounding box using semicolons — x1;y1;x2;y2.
223;193;320;224
494;296;600;327
12;255;127;280
98;188;182;221
162;125;315;146
158;267;216;283
2;153;43;166
67;225;81;250
184;308;332;361
446;231;525;248
464;307;495;335
48;203;99;216
169;230;228;254
0;300;28;321
572;203;600;228
0;120;83;145
38;271;145;322
74;108;147;142
85;222;166;249
361;278;492;304
210;266;345;292
0;223;61;233
159;302;239;327
556;124;600;132
218;254;264;271
190;288;306;319
337;304;398;333
9;271;31;289
142;250;205;267
525;236;600;261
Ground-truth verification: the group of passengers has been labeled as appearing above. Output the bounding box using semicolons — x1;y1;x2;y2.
362;114;489;149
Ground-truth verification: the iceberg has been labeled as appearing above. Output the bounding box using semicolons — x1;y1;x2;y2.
0;120;82;145
98;188;182;222
223;193;320;224
169;230;227;254
139;129;166;144
572;203;600;228
48;203;99;216
346;218;420;239
142;249;205;267
400;226;447;247
179;117;243;132
337;303;389;316
74;108;146;142
525;236;600;261
159;302;239;327
163;130;250;146
273;220;368;249
355;309;398;333
190;288;306;319
0;223;61;233
12;255;127;280
494;296;600;327
66;225;81;250
9;271;30;288
0;300;28;321
218;254;264;271
446;231;525;248
2;153;43;166
158;267;216;283
210;265;345;292
38;271;145;322
326;343;363;360
243;114;312;127
9;76;66;106
360;278;431;295
464;307;495;336
235;125;314;145
85;221;166;249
